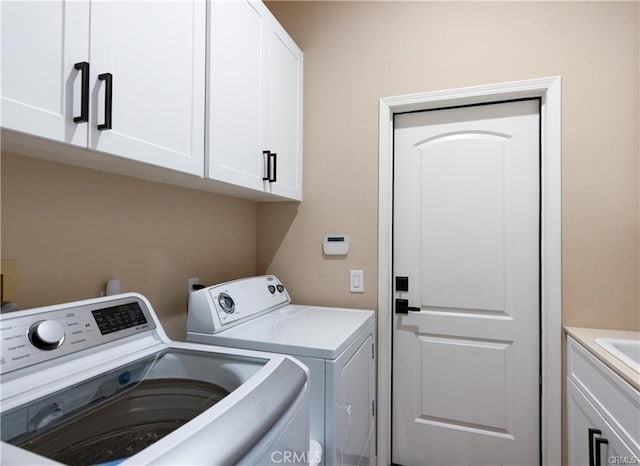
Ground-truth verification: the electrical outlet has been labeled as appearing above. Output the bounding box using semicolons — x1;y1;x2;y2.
187;277;199;295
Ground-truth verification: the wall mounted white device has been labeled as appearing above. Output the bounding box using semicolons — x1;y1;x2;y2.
323;235;349;255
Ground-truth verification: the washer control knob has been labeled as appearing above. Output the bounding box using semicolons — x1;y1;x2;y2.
268;285;276;294
28;320;65;350
276;285;285;293
217;293;235;314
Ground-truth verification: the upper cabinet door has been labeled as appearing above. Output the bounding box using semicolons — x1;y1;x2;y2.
206;1;303;200
88;1;206;176
263;17;303;201
0;0;89;147
207;0;265;191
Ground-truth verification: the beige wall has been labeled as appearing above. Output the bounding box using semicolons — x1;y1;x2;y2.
261;0;640;330
1;153;257;340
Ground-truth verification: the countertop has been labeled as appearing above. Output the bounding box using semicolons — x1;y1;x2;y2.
565;327;640;392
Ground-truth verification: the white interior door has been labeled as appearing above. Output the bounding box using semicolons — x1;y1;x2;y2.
392;100;540;465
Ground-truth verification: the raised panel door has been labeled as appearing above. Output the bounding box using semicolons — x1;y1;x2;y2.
263;17;302;201
0;0;89;146
392;100;540;465
207;0;265;191
88;1;205;175
568;378;637;466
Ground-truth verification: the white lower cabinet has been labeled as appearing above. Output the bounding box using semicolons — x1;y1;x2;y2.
207;0;303;201
567;337;639;466
568;379;636;466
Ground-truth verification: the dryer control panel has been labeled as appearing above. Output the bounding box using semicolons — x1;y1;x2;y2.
0;294;156;375
187;275;290;334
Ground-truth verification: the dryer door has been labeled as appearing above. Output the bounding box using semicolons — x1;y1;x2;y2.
327;331;376;466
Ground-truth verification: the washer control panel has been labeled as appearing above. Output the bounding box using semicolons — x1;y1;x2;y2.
0;295;156;375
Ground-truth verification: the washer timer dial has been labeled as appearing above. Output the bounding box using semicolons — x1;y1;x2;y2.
28;320;65;350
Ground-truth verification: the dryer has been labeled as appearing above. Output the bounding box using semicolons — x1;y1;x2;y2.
187;275;376;466
1;293;310;465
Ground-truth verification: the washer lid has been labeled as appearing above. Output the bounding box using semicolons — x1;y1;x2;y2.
201;305;375;359
1;349;263;459
2;348;307;466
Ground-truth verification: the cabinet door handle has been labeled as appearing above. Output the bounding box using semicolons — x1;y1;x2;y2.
73;62;90;123
588;429;602;466
263;150;271;181
269;152;277;183
594;437;608;466
263;151;277;182
97;72;113;130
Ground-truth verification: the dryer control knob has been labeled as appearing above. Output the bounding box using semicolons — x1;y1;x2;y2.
29;320;65;350
217;293;236;314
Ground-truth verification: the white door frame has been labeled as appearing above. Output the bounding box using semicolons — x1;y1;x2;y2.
377;76;562;465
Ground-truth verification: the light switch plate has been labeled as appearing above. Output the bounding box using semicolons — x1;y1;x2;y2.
350;269;364;293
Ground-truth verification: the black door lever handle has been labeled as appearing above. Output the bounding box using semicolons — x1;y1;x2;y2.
396;299;420;314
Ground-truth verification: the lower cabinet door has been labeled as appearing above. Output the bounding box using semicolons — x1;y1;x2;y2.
568;379;637;466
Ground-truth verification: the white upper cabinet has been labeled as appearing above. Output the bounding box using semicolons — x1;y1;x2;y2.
207;0;303;201
1;0;206;176
0;1;90;147
89;1;206;175
207;0;265;192
2;0;301;199
263;17;303;200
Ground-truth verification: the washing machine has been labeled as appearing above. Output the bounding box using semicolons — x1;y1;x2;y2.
0;293;310;465
187;275;376;466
